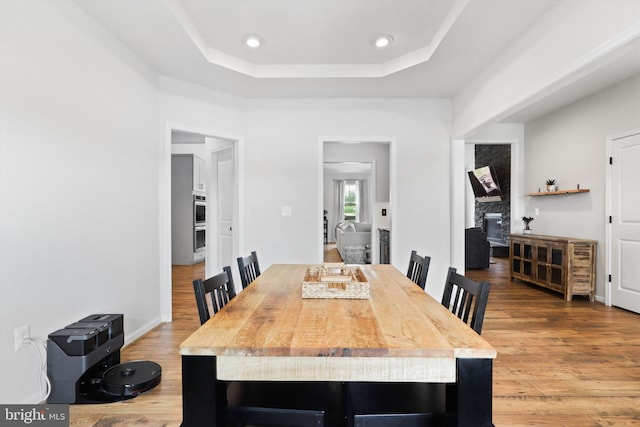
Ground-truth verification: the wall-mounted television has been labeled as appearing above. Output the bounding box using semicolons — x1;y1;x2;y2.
468;165;502;202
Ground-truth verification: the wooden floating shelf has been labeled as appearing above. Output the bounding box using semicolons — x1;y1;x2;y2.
528;189;590;196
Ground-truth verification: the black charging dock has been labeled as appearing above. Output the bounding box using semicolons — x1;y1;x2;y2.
47;314;161;404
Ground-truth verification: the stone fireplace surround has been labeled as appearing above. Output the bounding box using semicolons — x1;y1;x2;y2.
474;144;511;256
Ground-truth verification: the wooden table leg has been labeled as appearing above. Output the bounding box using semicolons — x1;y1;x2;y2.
456;358;493;427
182;355;226;426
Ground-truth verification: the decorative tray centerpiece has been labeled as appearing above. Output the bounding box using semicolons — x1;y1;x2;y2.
302;264;369;299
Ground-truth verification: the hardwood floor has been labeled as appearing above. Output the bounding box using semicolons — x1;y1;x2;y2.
324;243;342;263
466;257;640;427
70;256;640;426
69;263;205;426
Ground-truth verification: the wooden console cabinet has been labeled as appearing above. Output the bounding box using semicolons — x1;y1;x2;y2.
509;234;596;301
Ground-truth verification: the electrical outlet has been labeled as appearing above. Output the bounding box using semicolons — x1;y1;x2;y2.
14;324;30;352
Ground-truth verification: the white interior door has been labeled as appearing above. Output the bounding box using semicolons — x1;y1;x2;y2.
217;148;234;272
610;131;640;313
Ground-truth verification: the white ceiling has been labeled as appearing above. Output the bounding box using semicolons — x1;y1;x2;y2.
186;0;457;66
77;0;640;122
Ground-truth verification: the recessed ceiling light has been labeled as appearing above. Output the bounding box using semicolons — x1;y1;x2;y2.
375;35;393;48
245;35;261;48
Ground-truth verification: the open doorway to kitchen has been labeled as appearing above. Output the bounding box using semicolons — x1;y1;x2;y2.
170;131;210;270
321;140;392;265
161;126;243;322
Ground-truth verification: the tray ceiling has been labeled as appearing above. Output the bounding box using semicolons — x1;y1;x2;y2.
76;0;640;122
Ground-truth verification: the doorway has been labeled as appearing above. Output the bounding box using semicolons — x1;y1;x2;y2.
464;140;518;273
161;125;243;322
607;129;640;314
170;131;209;269
321;140;392;264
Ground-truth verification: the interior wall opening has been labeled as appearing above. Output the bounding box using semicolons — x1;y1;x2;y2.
322;141;391;265
167;128;239;317
465;143;513;271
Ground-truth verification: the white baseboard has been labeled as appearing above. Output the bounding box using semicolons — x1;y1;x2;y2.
123;317;164;348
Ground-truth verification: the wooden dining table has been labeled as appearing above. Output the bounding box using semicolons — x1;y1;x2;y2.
180;264;497;426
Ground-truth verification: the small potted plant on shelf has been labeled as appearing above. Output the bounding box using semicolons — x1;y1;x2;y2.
546;179;557;192
522;216;534;234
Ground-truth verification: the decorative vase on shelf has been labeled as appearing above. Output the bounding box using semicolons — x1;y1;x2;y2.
523;228;533;235
545;179;557;192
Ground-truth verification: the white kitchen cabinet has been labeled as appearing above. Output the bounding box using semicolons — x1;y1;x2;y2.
193;155;206;193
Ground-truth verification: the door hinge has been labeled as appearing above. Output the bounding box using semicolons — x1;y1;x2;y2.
608;274;612;282
609;216;613;223
610;156;613;165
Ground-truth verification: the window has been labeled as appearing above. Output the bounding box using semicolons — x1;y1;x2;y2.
343;180;359;221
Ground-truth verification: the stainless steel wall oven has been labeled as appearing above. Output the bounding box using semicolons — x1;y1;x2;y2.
194;194;206;226
194;226;206;252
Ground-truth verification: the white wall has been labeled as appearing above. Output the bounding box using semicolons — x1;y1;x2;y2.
0;0;160;403
524;74;640;301
159;77;247;130
245;98;452;296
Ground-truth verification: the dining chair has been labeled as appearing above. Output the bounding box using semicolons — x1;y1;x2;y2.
237;250;261;289
441;267;491;335
192;266;329;427
345;268;492;427
192;266;236;325
407;250;431;289
440;267;492;425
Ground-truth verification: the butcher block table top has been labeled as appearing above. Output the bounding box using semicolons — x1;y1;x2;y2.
180;263;495;383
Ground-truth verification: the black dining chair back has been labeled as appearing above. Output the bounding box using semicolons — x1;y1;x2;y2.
192;266;236;325
237;250;261;289
441;267;491;335
407;250;431;289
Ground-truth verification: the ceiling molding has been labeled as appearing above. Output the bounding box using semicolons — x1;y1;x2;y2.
163;0;468;79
